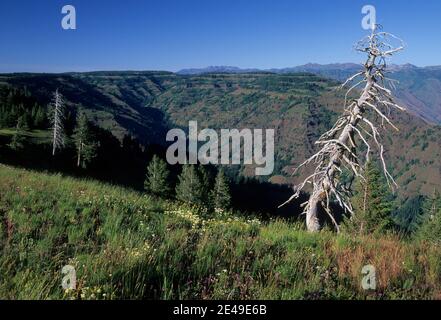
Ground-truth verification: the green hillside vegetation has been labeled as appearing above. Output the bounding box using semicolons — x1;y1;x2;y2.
1;72;440;198
392;67;441;124
1;164;441;300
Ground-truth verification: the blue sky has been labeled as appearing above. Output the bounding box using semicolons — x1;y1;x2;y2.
0;0;440;72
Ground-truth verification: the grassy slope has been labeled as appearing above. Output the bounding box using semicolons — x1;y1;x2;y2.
0;129;52;144
1;164;441;300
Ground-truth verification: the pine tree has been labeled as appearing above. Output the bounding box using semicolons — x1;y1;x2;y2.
8;116;26;150
198;166;212;205
73;111;97;168
210;169;231;212
33;105;47;128
345;161;394;235
175;165;205;206
0;106;8;128
144;155;171;197
414;190;441;244
393;196;426;234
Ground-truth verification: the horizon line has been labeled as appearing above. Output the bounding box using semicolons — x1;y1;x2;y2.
0;62;439;75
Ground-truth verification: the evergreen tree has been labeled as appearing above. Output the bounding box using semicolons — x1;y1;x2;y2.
33;104;47;128
210;168;231;212
144;155;171;197
198;166;212;205
345;161;394;235
0;106;7;128
8;116;26;150
73;112;97;168
393;195;426;234
414;190;441;244
175;165;205;206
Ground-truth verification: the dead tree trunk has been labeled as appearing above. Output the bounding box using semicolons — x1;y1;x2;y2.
51;89;65;156
76;141;83;167
281;26;405;232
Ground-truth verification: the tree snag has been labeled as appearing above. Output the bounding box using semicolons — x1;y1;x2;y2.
50;89;66;156
281;25;405;232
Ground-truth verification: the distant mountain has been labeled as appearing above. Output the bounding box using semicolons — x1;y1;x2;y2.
178;63;420;78
387;63;419;72
389;67;441;124
285;63;441;125
177;66;261;75
177;63;441;125
269;63;361;74
177;64;362;76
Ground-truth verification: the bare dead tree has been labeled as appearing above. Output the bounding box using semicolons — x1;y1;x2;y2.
50;89;66;156
280;25;405;232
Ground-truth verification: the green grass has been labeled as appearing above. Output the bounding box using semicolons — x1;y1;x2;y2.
0;129;52;144
1;164;441;300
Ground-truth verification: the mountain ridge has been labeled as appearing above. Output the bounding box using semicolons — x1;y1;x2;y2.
176;63;434;75
178;63;441;125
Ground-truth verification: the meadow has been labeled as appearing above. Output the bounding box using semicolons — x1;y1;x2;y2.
0;164;440;300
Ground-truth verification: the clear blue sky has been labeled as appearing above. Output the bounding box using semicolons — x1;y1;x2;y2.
1;0;440;72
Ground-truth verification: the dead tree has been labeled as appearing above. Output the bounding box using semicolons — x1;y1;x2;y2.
281;25;405;232
50;89;66;156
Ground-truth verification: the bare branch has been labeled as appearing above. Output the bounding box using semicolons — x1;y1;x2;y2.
283;25;406;232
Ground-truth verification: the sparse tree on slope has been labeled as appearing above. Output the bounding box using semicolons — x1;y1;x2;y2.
8;116;26;150
211;169;231;212
281;25;405;232
415;190;441;244
33;104;47;128
199;166;212;205
393;196;426;235
50;89;66;156
176;165;205;206
345;161;394;235
73;111;97;168
144;155;171;197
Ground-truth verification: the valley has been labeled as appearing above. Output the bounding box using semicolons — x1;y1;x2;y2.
1;70;440;199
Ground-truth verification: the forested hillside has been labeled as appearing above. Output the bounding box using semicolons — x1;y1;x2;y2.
1;72;440;198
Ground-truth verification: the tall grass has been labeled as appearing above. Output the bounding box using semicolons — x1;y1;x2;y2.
0;164;440;300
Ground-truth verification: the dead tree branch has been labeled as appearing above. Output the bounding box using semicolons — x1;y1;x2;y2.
281;25;405;232
51;89;66;156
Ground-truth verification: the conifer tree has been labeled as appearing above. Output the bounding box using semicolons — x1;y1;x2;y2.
346;161;394;235
8;116;26;150
144;155;171;197
33;105;47;128
199;166;212;205
415;190;441;243
393;196;425;234
211;169;231;212
175;165;205;206
73;111;97;168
